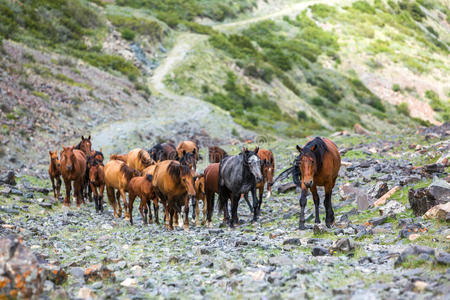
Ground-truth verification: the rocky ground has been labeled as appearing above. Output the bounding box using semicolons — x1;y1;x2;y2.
0;123;449;299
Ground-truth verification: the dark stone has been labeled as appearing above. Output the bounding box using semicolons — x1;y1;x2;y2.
395;245;436;266
428;177;450;203
283;238;302;246
368;182;389;199
435;252;450;265
39;203;52;209
408;188;439;216
422;163;445;175
277;182;297;194
368;216;387;226
311;247;328;256
0;170;16;185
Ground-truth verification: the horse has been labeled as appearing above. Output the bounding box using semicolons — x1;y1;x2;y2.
243;148;275;213
141;165;160;225
148;142;178;162
104;160;140;219
128;174;156;225
126;148;154;172
179;151;196;170
294;137;341;229
84;149;104;202
90;149;104;163
193;174;207;226
218;148;263;227
48;150;62;200
60;146;86;207
74;136;92;155
176;141;200;162
88;157;105;213
110;154;127;162
152;160;196;231
208;146;228;163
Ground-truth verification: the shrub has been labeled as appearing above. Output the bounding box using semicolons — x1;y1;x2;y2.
396;102;410;116
297;111;308;121
121;28;136;41
107;14;165;41
309;4;336;18
392;84;401;92
317;79;343;104
352;1;376;14
264;49;291;71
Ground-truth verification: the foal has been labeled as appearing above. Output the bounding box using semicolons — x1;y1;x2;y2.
128;174;156;225
48;151;62;200
88;157;105;213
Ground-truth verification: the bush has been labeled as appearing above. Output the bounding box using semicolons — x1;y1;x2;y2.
311;96;324;106
309;4;336;18
392;84;401;92
264;49;291;71
107;14;165;41
297;111;308;121
396;102;410;116
317;79;343;103
121;28;136;41
352;1;376;14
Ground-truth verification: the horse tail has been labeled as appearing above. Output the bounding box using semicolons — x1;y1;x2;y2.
138;149;153;167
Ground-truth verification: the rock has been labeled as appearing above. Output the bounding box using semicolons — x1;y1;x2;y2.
0;170;16;185
120;278;137;288
379;200;405;216
368;182;389;199
70;267;85;280
39;202;52;209
356;193;369;211
277;182;297;194
422;163;445;175
247;269;265;281
408;234;420;241
428;177;450;203
399;223;427;238
268;255;293;266
282;238;301;246
130;265;142;276
0;235;46;298
91;281;103;290
84;264;114;282
354;123;369;135
311;247;329;256
395;245;435;266
43;264;67;285
168;256;179;264
413;281;428;293
408;188;439;216
368;216;387;227
313;224;327;235
422;203;450;221
373;186;400;207
435;251;450;265
330;238;354;253
77;287;96;299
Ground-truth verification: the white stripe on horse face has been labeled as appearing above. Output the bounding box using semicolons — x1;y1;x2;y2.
248;155;259;164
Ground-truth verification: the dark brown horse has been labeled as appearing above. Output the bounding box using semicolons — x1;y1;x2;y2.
128;174;156;225
60;146;86;207
193;174;207;226
48;150;62;200
148;142;178;162
75;136;92;155
85;149;104;202
204;163;219;227
88;157;105;213
152;160;196;231
294;137;341;229
208;146;228;163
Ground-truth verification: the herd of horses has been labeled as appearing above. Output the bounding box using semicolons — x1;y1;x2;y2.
48;136;340;230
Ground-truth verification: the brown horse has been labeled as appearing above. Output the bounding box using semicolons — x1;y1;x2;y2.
128;174;156;225
48;151;62;200
104;160;140;219
295;137;341;229
88;157;105;213
110;153;128;162
75;136;92;155
152;160;196;231
208;146;228;163
60;146;86;207
141;165;160;224
204;163;220;227
85;149;104;202
177;141;199;164
149;142;178;162
126;148;154;172
193;174;207;226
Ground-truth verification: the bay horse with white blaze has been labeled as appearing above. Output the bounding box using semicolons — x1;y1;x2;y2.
294;137;341;229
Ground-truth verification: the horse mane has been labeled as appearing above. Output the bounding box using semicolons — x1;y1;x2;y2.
120;163;137;181
299;137;328;172
138;149;153;167
145;174;153;182
179;152;195;165
168;161;191;181
74;141;81;150
92;150;104;160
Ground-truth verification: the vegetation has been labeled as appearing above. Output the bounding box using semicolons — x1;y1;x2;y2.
396;102;410;116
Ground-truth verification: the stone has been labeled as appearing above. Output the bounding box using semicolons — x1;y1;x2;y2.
435;251;450;265
379;200;405;216
368;182;388;199
43;264;67;285
422;202;450;221
428;177;450;203
408;234;420;241
395;245;435;266
130;265;143;276
422;163;445;175
311;247;329;256
283;238;301;246
268;255;293;266
368;216;387;226
374;186;400;207
84;264;114;282
413;281;428;293
70;267;85;280
313;224;327;235
120;278;137;287
77;287;96;300
0;235;46;298
39;202;52;209
356;193;369;211
408;188;439;216
0;170;16;185
330;238;354;253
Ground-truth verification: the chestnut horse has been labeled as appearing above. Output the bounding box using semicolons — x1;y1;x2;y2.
176;141;199;168
128;174;156;225
193;174;207;226
204;163;220;227
88;157;105;213
243;148;275;213
208;146;228;163
110;154;127;162
126;148;154;172
141;165;160;224
60;146;86;207
74;136;92;155
148;142;178;162
48;151;62;200
152;160;196;231
104;160;140;219
294;137;341;229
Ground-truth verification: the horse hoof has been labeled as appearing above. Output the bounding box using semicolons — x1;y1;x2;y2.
184;226;190;232
299;223;306;230
207;222;213;228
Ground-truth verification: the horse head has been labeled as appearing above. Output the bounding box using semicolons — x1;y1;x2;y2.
49;150;61;169
79;135;92;155
194;174;205;197
243;147;263;183
296;144;317;188
61;146;76;172
180;150;196;170
89;160;102;183
179;163;196;197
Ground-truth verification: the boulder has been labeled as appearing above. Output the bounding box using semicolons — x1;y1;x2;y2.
422;202;450;221
0;235;46;298
408;188;439;216
330;238;354;253
354;123;369;135
421;163;445;176
43;264;67;285
0;170;16;185
428;177;450;203
84;264;114;282
368;182;389;200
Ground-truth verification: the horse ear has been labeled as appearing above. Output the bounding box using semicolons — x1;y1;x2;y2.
88;135;91;140
81;136;85;140
254;147;259;154
193;148;196;154
296;145;302;153
49;150;52;155
310;145;316;151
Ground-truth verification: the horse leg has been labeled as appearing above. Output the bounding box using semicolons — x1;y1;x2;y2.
128;192;136;225
91;183;98;212
184;196;190;231
99;184;104;213
116;190;122;217
324;184;335;228
191;196;196;222
147;197;153;224
50;176;56;200
243;193;253;214
107;187;117;217
120;189;129;220
266;181;272;199
311;185;320;224
230;193;240;228
138;196;146;225
201;197;207;226
251;188;259;222
63;179;71;206
56;176;62;200
258;185;264;214
206;192;214;228
195;197;200;227
299;188;308;230
153;198;159;225
168;207;174;231
74;179;82;208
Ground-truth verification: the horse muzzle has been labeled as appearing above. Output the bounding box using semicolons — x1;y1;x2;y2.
66;165;73;171
304;181;313;188
256;176;263;183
